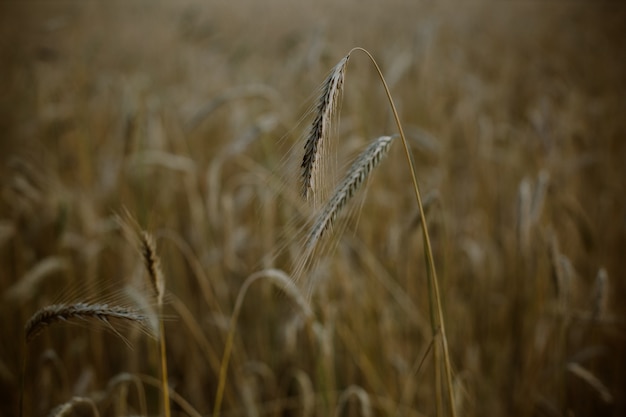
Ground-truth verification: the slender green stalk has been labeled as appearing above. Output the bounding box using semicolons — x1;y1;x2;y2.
350;47;457;417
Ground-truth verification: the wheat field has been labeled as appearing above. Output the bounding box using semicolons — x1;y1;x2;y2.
1;1;625;416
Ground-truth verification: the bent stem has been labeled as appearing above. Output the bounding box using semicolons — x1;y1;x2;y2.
213;269;314;417
350;47;456;417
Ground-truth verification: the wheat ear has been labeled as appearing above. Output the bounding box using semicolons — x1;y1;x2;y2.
305;135;395;256
139;230;165;306
117;212;170;417
301;55;349;203
25;302;148;343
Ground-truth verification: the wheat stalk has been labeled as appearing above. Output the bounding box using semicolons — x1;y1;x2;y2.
25;302;148;343
301;55;349;204
116;212;170;417
213;269;314;417
304;135;395;257
137;229;171;417
299;47;457;417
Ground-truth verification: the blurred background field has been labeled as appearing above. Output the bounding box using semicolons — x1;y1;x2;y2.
1;1;625;416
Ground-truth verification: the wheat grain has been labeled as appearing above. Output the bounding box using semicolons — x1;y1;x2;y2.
25;302;148;343
139;230;165;306
301;55;349;203
304;135;395;256
116;212;165;306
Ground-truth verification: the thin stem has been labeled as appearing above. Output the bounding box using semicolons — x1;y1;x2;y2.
350;47;456;417
159;312;171;417
19;340;26;417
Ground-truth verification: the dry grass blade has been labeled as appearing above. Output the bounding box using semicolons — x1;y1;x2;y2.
567;362;613;403
301;54;349;203
25;302;148;343
305;135;395;256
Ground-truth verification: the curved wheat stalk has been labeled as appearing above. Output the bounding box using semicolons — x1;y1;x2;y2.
213;269;314;417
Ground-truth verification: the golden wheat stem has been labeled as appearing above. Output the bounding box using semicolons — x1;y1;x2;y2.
158;315;170;417
350;46;456;417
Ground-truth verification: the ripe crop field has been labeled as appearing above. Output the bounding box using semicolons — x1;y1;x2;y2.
1;1;624;416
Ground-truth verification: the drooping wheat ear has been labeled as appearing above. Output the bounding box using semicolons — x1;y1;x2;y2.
25;302;148;343
301;54;349;203
333;385;372;417
304;135;395;256
139;230;165;306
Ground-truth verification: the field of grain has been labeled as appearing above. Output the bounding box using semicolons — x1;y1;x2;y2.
1;1;625;416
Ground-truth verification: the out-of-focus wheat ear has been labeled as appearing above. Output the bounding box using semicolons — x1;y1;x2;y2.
530;170;550;224
516;177;532;254
48;397;99;417
301;54;349;204
567;362;613;404
304;135;395;257
25;302;149;343
333;385;372;417
591;267;609;321
139;230;165;306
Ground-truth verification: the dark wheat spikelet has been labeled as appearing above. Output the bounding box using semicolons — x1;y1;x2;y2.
305;135;396;255
25;302;148;343
301;55;349;203
139;230;165;306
